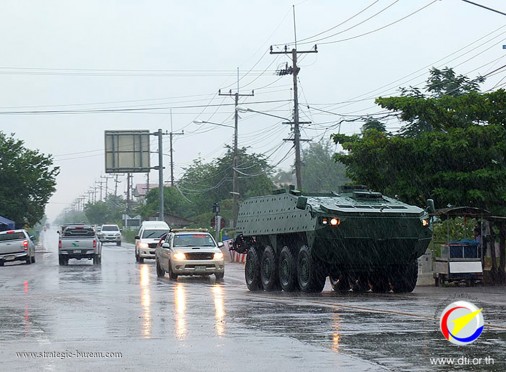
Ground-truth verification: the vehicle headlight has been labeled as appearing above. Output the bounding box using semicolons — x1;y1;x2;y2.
214;251;224;260
173;251;186;260
139;242;149;249
422;218;430;227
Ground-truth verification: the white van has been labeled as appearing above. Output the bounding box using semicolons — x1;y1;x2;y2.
134;221;170;263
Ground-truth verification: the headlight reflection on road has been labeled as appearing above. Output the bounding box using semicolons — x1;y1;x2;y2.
331;313;340;352
174;282;186;339
139;265;151;338
212;285;225;336
23;280;30;335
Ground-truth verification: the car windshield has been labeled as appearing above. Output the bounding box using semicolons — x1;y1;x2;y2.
142;229;168;239
102;225;119;232
173;233;215;247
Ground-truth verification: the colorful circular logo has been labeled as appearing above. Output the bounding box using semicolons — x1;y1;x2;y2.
440;300;484;345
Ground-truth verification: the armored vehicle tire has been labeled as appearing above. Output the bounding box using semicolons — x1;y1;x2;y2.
370;272;390;293
260;246;279;291
156;259;165;277
351;273;369;293
330;274;350;292
297;245;326;293
279;246;298;292
168;261;178;280
390;260;418;293
245;247;262;291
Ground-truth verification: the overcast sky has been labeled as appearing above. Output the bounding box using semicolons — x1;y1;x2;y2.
1;0;504;223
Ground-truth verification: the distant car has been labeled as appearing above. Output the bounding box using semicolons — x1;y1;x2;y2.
135;221;170;263
155;229;225;280
0;229;36;266
97;224;122;246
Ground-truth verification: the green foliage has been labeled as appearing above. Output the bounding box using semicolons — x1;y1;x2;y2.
83;195;126;226
332;68;506;213
137;148;274;227
432;217;478;245
0;132;59;227
301;139;350;192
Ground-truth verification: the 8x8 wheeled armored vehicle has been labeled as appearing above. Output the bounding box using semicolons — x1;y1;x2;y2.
232;186;433;293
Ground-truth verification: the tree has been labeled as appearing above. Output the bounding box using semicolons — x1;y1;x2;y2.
84;195;127;225
138;148;274;227
300;139;350;192
0;132;59;227
332;68;506;213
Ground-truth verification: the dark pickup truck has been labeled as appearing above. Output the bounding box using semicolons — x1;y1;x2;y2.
58;224;102;265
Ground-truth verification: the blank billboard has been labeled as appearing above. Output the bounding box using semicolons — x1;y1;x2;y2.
105;130;151;173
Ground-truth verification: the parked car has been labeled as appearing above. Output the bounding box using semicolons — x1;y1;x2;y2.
0;229;36;266
97;224;122;246
135;221;170;263
155;229;225;280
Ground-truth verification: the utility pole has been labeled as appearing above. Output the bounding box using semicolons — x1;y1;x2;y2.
113;174;121;198
101;175;113;200
219;69;254;228
126;173;132;214
152;129;168;222
169;130;184;186
270;6;317;190
271;45;316;190
95;180;105;201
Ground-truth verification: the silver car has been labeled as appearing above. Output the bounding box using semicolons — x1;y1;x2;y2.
0;229;36;266
155;229;225;280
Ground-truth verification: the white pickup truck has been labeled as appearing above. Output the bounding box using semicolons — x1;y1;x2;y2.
58;224;102;266
0;229;36;266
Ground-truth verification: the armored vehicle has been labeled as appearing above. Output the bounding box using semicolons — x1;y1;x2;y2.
232;186;433;293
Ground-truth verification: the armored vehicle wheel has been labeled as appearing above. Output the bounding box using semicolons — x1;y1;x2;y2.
330;274;350;292
279;246;298;292
351;273;369;292
297;245;326;293
370;272;390;293
261;246;279;291
390;260;418;293
168;261;178;280
245;247;262;291
156;259;165;278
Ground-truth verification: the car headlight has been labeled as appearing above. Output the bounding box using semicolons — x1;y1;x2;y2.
214;251;224;260
139;242;149;249
173;251;186;260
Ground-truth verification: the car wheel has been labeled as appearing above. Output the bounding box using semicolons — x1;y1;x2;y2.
31;255;36;264
168;261;178;280
116;241;121;246
135;251;140;263
156;259;165;278
25;256;31;265
215;271;224;281
0;261;4;267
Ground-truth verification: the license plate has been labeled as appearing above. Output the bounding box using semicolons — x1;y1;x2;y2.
4;255;15;261
196;266;206;271
73;250;81;253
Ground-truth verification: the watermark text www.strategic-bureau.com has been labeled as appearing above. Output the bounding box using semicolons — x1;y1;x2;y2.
16;350;123;360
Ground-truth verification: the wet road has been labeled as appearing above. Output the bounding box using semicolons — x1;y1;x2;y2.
1;229;505;371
